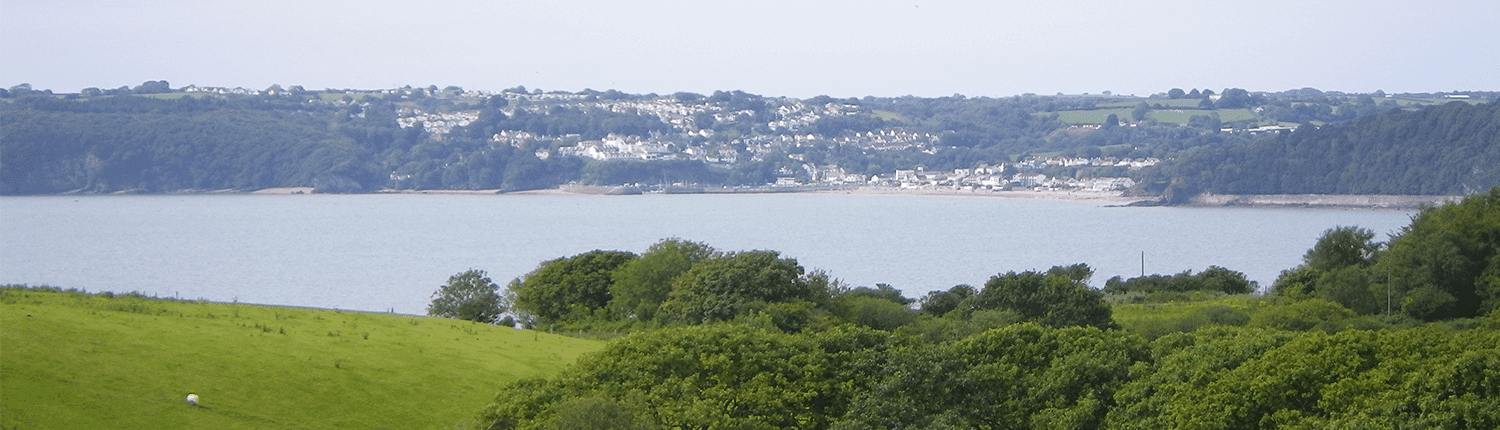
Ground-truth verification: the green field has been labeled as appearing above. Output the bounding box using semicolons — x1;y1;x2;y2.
1096;99;1203;108
1041;106;1262;125
1;287;602;429
1047;108;1135;124
1109;292;1270;335
1146;108;1258;124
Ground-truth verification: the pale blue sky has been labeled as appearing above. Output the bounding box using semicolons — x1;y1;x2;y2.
3;0;1496;98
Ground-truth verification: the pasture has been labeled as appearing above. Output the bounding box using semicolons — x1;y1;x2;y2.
1;287;602;429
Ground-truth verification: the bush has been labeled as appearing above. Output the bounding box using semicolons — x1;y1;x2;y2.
1253;299;1356;331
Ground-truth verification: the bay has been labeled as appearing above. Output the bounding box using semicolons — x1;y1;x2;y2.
1;194;1415;315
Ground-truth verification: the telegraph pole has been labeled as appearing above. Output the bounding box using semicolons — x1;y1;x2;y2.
1387;271;1392;319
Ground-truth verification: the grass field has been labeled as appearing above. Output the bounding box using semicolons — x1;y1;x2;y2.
1041;106;1263;125
1145;108;1258;124
1046;108;1135;124
1096;99;1203;108
1;287;602;429
1109;293;1270;335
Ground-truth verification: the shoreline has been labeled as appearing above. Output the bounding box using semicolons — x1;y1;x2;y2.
48;186;1462;209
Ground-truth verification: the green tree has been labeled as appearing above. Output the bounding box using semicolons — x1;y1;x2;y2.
1197;265;1256;294
1131;101;1150;122
1376;186;1500;320
512;250;638;325
657;250;808;324
1305;226;1379;272
1167;88;1186;99
427;269;505;323
920;284;976;316
838;296;917;331
608;238;716;320
967;264;1118;330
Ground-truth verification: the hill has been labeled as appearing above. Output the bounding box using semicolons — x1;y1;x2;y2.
3;84;1493;196
0;287;603;429
1135;101;1500;201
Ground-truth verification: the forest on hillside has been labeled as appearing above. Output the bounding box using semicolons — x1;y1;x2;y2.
1136;101;1500;202
3;82;1494;197
431;188;1500;429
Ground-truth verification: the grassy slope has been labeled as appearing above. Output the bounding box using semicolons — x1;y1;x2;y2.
1111;294;1267;329
1;288;602;429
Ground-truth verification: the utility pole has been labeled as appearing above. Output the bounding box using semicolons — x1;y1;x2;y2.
1141;251;1145;277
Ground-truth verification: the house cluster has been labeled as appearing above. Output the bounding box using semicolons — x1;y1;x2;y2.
396;109;480;135
181;85;265;96
784;162;1139;192
765;102;863;132
556;134;677;161
830;129;942;151
1017;156;1161;170
1223;124;1296;135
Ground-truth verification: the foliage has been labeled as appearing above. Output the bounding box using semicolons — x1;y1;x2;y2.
918;284;976;317
427;269;505;323
1273;189;1500;321
966;264;1118;330
1304;226;1380;272
1104;265;1254;295
1109;326;1500;429
1376;186;1500;320
608;238;716;321
657;250;810;324
1140;101;1500;196
512;250;639;326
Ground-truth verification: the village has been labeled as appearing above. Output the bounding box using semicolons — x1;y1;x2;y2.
179;84;1160;193
377;90;1157;193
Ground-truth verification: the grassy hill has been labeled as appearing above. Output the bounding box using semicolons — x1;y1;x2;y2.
1;287;603;429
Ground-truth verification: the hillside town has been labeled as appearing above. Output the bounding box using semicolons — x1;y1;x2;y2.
367;90;1150;191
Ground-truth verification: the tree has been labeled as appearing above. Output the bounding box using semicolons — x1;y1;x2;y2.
657;250;808;324
967;264;1117;330
1132;102;1150;122
1304;226;1379;272
1197;265;1256;294
1271;226;1380;312
608;238;716;320
427;269;505;323
512;250;638;325
1167;88;1186;99
1104;113;1120;128
132;80;171;94
1376;186;1500;319
920;284;976;316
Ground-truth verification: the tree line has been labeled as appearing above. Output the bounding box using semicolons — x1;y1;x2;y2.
422;188;1500;429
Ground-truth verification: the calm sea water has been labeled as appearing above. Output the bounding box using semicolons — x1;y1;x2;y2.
2;194;1416;314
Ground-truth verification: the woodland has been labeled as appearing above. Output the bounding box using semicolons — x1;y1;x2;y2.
449;187;1500;429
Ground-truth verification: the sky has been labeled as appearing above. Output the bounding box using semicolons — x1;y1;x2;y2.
3;0;1497;98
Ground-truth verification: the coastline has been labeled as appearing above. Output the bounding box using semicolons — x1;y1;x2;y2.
79;185;1462;209
1179;193;1460;210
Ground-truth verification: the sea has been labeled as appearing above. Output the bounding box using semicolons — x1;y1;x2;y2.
1;193;1417;315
